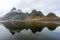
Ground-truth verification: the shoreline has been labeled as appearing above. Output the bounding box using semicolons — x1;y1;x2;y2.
0;20;60;24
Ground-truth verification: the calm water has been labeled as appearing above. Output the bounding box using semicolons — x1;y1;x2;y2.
0;22;60;40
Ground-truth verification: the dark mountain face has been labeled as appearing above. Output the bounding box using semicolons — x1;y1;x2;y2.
2;8;26;20
37;11;44;16
47;12;57;17
30;9;38;16
30;9;44;17
11;7;16;11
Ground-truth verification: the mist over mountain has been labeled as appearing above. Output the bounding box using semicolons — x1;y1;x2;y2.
1;7;26;20
1;7;58;20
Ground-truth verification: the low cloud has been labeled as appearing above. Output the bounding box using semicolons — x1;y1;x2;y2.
0;0;60;17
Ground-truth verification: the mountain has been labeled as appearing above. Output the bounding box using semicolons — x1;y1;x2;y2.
37;11;44;16
1;8;59;21
30;9;44;17
47;12;57;17
2;7;26;20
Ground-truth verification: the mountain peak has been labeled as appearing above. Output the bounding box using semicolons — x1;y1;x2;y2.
47;12;57;17
11;7;16;11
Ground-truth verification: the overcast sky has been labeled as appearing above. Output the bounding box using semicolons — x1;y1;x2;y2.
0;0;60;17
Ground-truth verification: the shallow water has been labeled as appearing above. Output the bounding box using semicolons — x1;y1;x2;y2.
0;22;60;40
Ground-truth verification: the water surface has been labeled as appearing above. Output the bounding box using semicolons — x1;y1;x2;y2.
0;22;60;40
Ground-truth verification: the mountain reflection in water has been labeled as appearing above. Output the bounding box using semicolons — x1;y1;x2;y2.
2;22;60;35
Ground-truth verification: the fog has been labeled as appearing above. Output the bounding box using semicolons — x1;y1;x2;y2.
0;0;60;17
